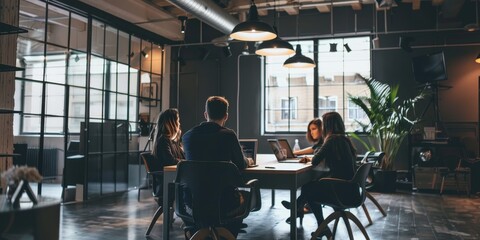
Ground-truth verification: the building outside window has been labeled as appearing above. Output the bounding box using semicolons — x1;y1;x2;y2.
263;37;371;133
281;97;298;120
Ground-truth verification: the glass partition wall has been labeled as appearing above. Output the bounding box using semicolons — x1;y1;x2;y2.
14;0;163;200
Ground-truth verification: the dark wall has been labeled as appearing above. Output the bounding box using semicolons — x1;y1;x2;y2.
170;2;480;170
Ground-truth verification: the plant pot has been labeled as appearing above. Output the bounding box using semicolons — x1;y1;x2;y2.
373;169;397;193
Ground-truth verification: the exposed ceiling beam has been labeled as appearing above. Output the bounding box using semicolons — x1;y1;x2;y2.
316;5;331;13
79;0;183;41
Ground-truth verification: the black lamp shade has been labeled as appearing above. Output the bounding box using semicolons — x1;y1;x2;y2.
283;44;316;69
255;37;294;56
329;43;337;52
476;53;480;63
344;43;351;52
230;3;277;41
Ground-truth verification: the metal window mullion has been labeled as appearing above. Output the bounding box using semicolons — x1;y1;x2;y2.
83;15;93;201
37;1;50;196
314;40;319;118
63;12;72;175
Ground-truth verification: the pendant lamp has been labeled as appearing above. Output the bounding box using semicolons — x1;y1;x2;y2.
255;0;294;56
283;13;315;69
465;0;479;32
283;44;316;68
230;0;277;42
476;53;480;63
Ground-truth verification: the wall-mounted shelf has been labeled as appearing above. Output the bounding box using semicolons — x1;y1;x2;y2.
0;63;24;72
0;22;28;35
0;108;22;114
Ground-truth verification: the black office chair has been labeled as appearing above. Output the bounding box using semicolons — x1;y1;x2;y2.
140;152;169;236
310;163;372;240
358;151;387;225
174;161;261;240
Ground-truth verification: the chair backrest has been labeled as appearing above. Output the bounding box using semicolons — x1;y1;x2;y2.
351;163;373;204
363;151;385;167
174;160;245;227
140;152;162;174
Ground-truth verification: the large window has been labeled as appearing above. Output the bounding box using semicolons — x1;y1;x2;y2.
14;0;164;198
264;37;371;133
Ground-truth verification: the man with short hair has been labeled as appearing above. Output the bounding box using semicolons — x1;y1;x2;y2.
181;96;252;237
182;96;250;168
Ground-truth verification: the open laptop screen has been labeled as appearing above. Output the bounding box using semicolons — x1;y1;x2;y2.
239;139;258;164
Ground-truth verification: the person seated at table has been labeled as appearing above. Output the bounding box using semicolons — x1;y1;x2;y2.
288;118;324;215
151;108;185;198
181;96;254;238
281;112;356;239
293;118;324;156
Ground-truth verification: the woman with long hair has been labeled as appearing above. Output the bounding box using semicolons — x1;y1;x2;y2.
151;108;185;196
293;118;323;156
282;112;356;239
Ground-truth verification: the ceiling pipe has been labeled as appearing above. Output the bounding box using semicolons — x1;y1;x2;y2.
167;0;239;34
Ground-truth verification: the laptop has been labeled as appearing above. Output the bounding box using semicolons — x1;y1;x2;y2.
239;139;258;167
267;139;301;163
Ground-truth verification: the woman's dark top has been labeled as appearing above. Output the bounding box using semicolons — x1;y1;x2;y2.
311;141;322;151
154;135;185;166
311;135;356;180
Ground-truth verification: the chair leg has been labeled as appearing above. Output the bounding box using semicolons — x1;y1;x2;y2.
215;227;236;240
345;211;370;240
366;192;387;217
145;206;163;236
440;176;445;195
341;213;354;240
311;211;342;240
361;203;373;225
332;216;340;237
191;228;211;240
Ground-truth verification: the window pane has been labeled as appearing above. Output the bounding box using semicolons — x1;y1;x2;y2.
152;44;162;74
129;69;139;96
109;61;117;92
90;89;104;119
19;0;46;42
70;14;88;52
68;51;87;87
118;31;130;65
23;81;43;114
90;55;106;89
23;115;41;133
91;20;105;56
45;48;67;84
69;86;86;133
47;5;69;47
130;37;141;70
117;63;129;94
105;26;118;61
117;93;128;120
18;38;45;81
141;41;152;72
45;116;64;133
45;83;64;116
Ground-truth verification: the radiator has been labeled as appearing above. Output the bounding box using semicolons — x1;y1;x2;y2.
26;148;58;179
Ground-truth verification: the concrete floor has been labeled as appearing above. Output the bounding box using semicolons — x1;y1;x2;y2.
53;187;480;240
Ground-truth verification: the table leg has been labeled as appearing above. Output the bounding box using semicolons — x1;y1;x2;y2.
271;189;275;206
290;188;297;240
162;172;174;239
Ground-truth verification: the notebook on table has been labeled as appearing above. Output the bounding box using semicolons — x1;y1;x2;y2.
267;139;301;163
239;139;258;167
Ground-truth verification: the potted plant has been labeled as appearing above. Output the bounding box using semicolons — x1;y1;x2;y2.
349;75;424;192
